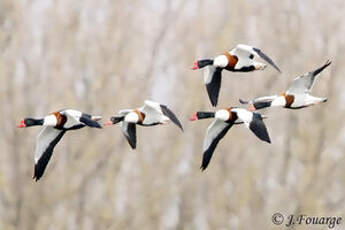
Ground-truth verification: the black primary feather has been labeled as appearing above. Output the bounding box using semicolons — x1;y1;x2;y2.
65;124;85;131
80;114;102;128
249;113;271;143
253;47;281;73
125;123;137;149
201;122;233;171
312;60;331;77
206;67;223;107
33;130;66;181
160;105;183;131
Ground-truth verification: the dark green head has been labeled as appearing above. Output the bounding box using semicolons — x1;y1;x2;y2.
189;112;215;121
18;118;44;128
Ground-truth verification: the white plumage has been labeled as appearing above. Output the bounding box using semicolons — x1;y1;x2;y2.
34;126;64;164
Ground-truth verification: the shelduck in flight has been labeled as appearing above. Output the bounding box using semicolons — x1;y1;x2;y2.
239;60;331;110
18;109;102;181
191;44;281;106
190;107;271;170
104;100;183;149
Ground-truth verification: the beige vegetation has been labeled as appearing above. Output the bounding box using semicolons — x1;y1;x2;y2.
0;0;344;229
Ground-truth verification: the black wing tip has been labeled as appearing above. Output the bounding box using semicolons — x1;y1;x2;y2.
207;85;219;107
127;139;136;149
127;140;136;149
254;129;271;143
80;116;103;128
160;105;184;131
200;150;212;171
253;47;282;73
90;120;102;128
321;59;332;69
207;90;218;107
249;115;272;143
270;63;282;73
200;159;209;171
174;118;184;132
324;59;332;66
262;135;271;144
322;59;332;70
313;59;332;76
125;123;137;150
33;165;43;181
200;165;207;171
205;68;222;107
94;123;102;129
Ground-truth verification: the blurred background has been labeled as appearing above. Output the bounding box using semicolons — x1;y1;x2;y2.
0;0;344;229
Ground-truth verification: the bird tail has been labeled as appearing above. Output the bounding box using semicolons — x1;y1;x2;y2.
239;98;250;104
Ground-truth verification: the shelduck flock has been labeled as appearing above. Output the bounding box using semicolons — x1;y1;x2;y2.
18;44;331;181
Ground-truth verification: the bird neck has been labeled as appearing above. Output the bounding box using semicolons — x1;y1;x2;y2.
110;116;124;124
24;118;44;127
198;59;214;68
197;112;215;120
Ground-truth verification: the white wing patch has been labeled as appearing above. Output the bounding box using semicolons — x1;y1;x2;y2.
144;100;161;111
231;44;255;56
63;109;82;118
34;126;64;163
287;61;331;94
231;108;253;128
203;119;230;152
204;66;217;84
139;100;164;125
287;74;313;94
230;45;255;70
61;109;82;128
121;121;130;138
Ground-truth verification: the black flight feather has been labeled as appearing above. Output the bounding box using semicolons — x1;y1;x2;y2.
33;130;66;181
125;123;137;149
206;67;223;107
253;47;281;73
249;113;271;143
80;114;102;128
201;122;233;171
160;105;183;131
